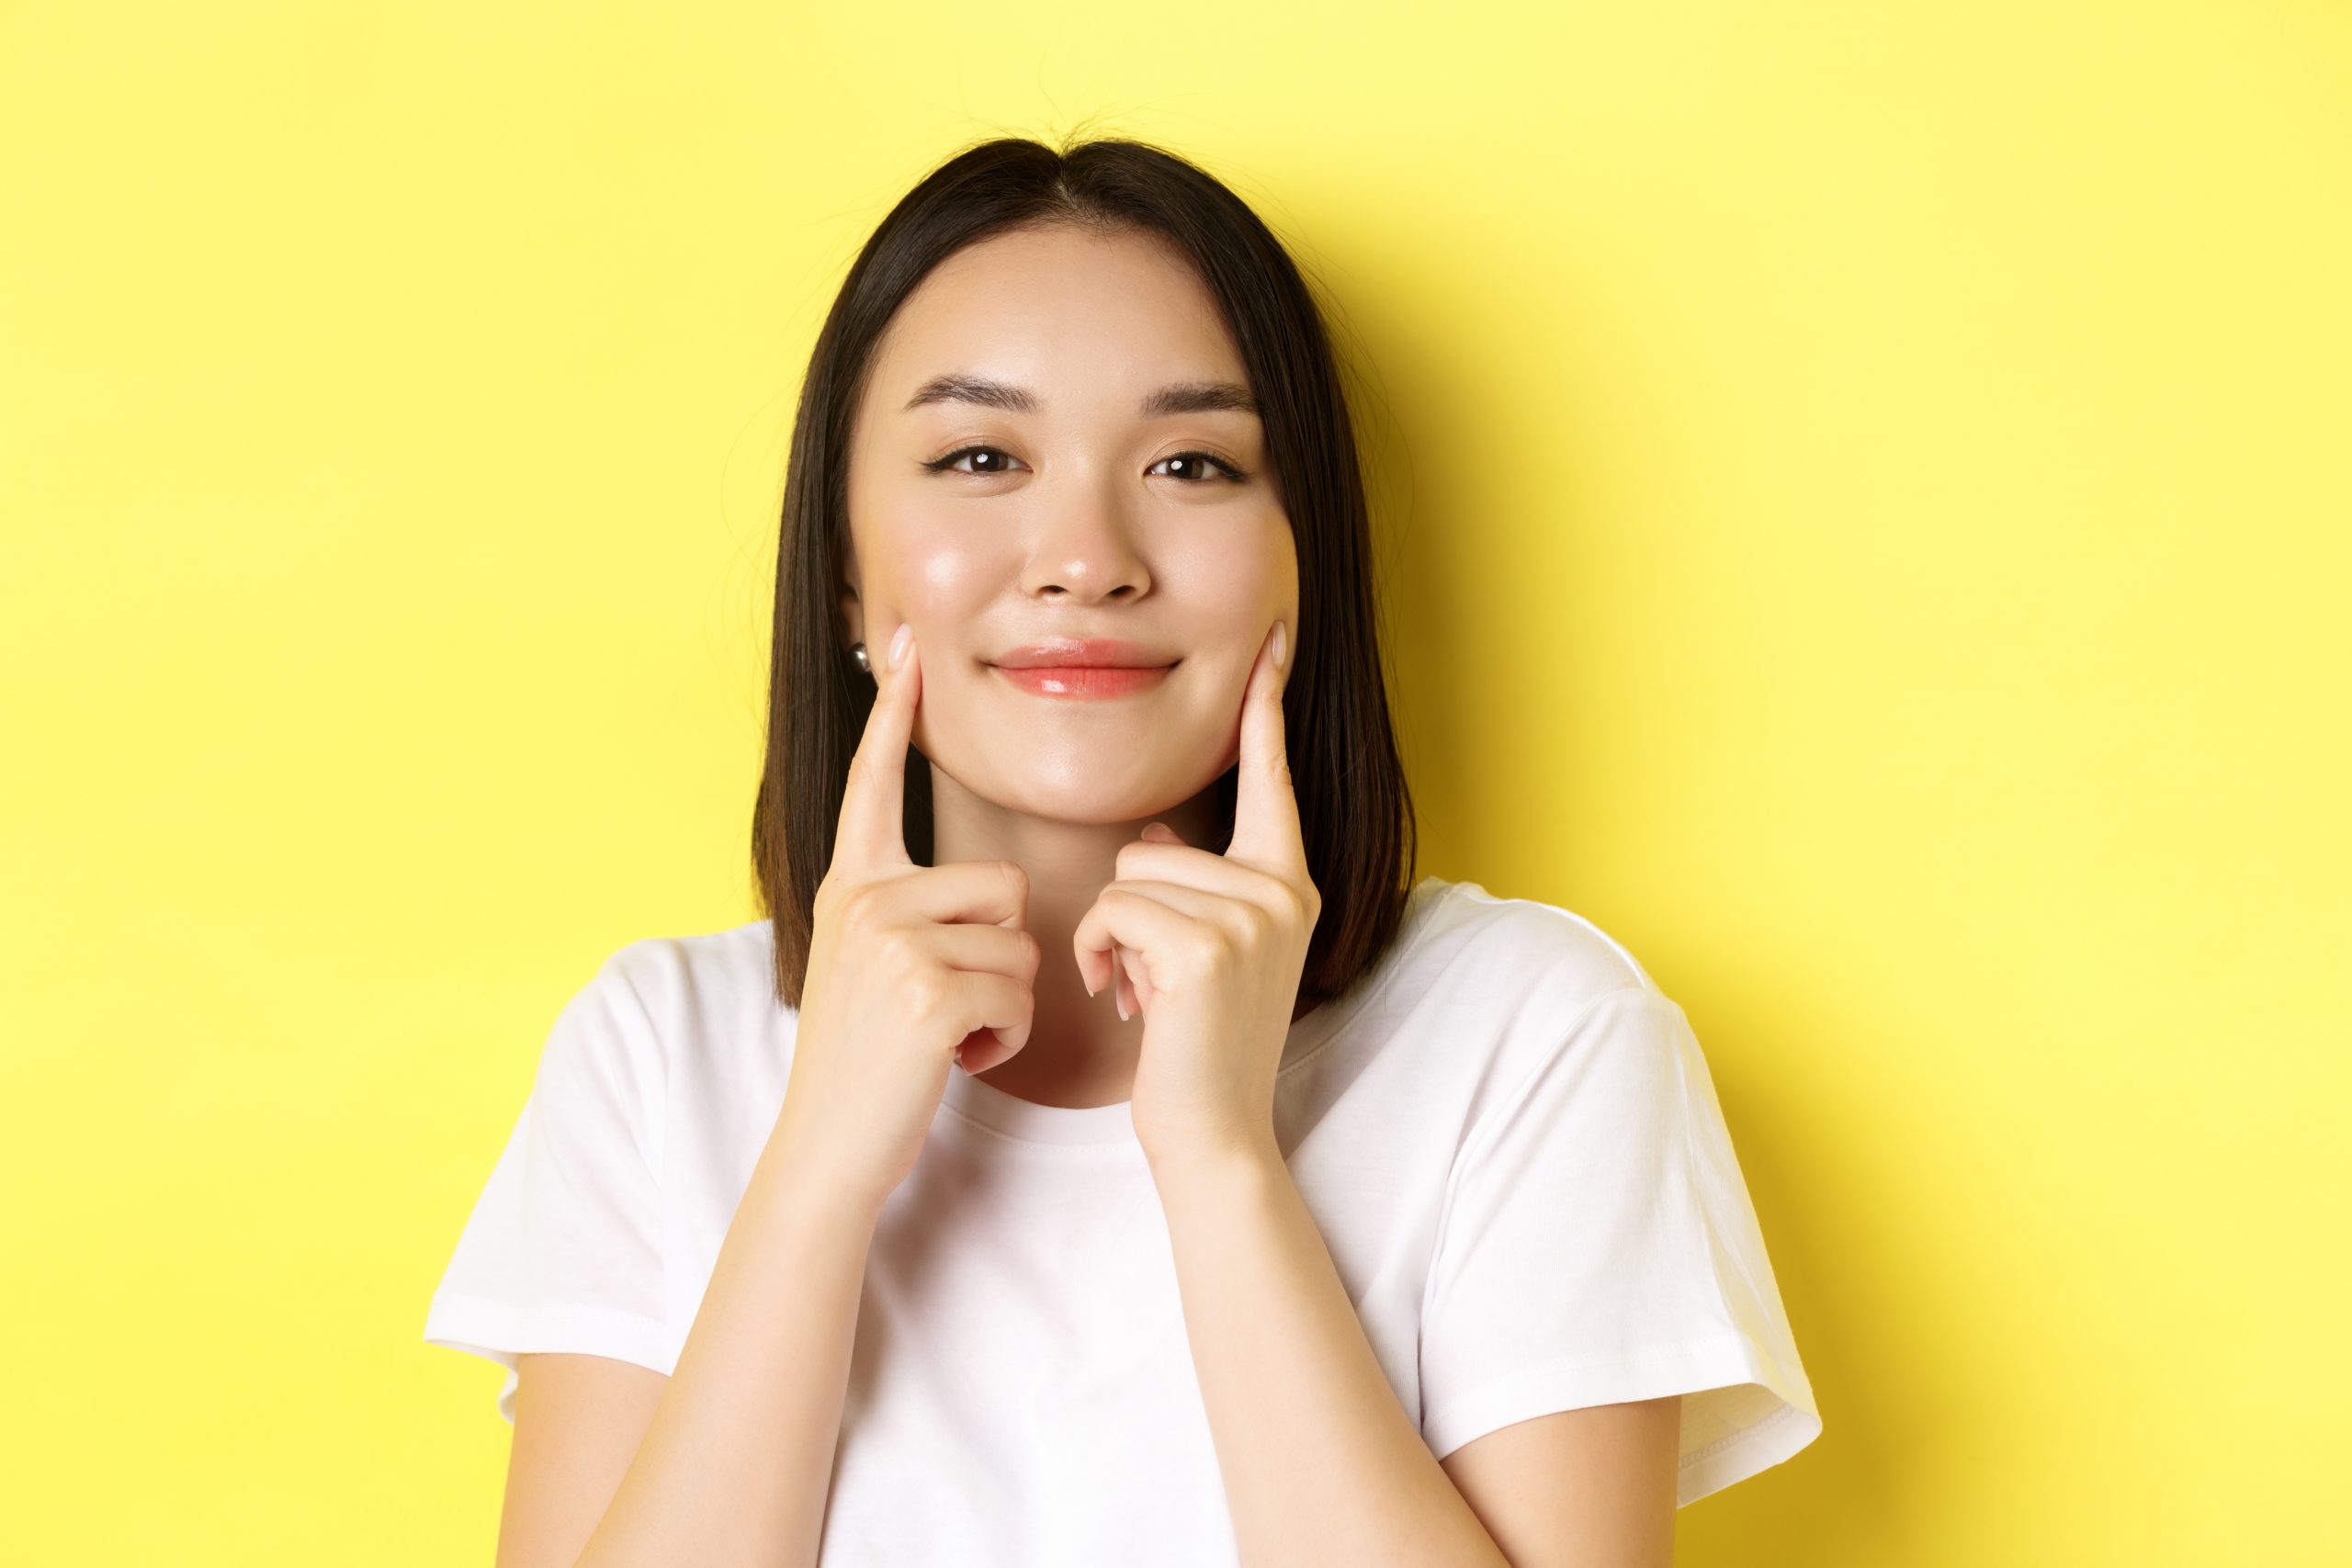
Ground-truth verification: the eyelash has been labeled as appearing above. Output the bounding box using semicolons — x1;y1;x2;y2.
922;446;1247;484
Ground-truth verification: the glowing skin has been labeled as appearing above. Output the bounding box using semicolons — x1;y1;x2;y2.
838;222;1302;1108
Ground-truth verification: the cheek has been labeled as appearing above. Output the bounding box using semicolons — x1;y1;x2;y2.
877;518;1001;621
1172;525;1296;629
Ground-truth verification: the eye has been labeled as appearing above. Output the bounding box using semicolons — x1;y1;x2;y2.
923;445;1027;476
1148;450;1247;484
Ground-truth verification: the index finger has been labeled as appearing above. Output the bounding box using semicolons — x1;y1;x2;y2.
832;625;919;871
1224;617;1306;874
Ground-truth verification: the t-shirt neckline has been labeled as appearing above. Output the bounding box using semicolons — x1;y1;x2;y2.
937;875;1448;1147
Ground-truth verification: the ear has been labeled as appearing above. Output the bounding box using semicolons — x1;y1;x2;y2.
838;577;864;655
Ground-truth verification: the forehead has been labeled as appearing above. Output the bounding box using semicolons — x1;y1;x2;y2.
866;224;1247;401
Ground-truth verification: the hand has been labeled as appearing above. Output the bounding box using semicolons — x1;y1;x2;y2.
778;626;1041;1207
1073;620;1323;1163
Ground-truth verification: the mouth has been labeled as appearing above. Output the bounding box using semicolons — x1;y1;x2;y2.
989;661;1176;700
986;638;1179;700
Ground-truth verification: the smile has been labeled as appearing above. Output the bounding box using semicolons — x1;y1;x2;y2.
989;663;1174;699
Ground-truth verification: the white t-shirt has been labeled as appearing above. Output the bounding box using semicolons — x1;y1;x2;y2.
424;874;1820;1559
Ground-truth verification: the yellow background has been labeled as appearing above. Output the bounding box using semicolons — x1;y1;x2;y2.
5;3;2345;1562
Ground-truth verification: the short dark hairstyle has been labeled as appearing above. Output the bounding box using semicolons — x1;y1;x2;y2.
751;132;1418;1011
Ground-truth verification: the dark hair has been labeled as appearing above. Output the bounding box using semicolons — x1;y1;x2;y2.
751;132;1418;1011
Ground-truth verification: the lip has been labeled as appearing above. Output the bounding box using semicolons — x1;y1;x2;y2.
986;639;1178;700
989;662;1174;699
990;639;1176;670
988;639;1176;700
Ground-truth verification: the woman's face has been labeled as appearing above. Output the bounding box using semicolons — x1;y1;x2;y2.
842;221;1296;827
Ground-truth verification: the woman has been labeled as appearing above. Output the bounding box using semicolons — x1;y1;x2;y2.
425;134;1821;1566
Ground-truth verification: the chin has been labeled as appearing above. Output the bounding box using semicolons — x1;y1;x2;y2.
968;768;1184;827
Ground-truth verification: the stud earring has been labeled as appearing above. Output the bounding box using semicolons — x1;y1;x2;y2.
851;642;870;673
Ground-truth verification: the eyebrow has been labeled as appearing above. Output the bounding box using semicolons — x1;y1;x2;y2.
899;373;1259;419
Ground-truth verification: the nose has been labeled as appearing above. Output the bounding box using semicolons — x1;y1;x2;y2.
1018;468;1150;603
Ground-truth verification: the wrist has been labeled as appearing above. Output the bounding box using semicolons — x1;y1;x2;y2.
1140;1125;1284;1187
767;1103;899;1221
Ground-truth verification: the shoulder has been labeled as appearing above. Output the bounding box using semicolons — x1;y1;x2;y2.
1386;878;1687;1125
556;919;785;1095
1407;875;1667;1011
596;919;777;1015
535;920;787;1166
597;916;783;1040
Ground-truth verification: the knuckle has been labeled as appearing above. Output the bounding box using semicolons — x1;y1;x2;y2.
998;859;1029;902
838;881;882;933
874;926;919;975
903;970;948;1019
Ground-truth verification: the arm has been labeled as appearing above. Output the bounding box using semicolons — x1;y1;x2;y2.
506;1106;885;1568
1147;1135;1677;1568
499;1354;666;1566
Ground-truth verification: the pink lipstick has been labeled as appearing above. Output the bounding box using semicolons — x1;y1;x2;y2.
989;638;1178;700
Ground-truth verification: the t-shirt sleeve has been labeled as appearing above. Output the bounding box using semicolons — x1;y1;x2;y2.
422;948;672;1424
1416;984;1822;1506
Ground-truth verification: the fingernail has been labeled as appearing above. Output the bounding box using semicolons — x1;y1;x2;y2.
1272;621;1287;671
888;624;912;671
